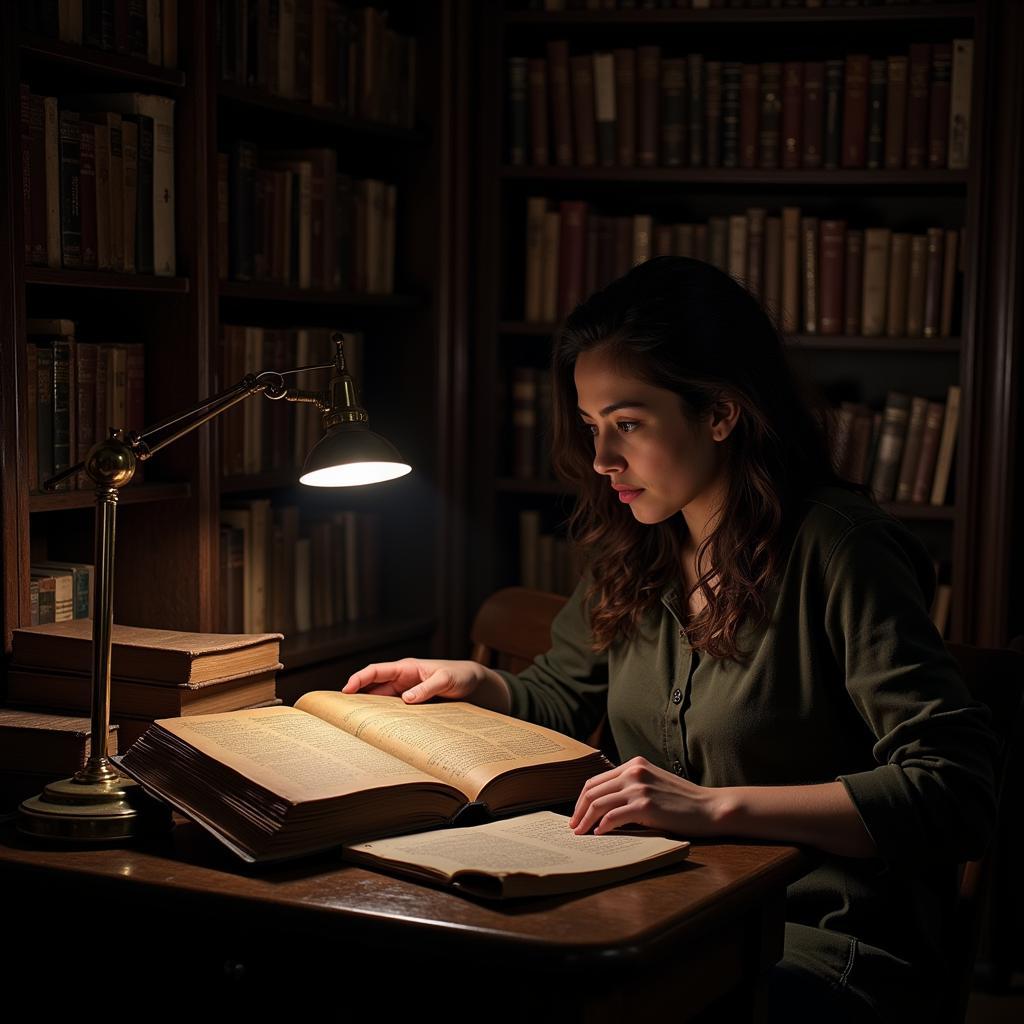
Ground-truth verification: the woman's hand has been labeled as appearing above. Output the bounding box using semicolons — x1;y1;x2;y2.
567;756;725;836
342;658;512;713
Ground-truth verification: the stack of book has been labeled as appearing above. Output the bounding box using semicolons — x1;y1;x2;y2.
0;707;119;812
6;621;284;748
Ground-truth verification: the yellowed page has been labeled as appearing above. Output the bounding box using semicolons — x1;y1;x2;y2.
153;706;443;802
294;691;598;800
344;810;690;882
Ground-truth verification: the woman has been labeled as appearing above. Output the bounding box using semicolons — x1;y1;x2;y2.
343;256;998;1022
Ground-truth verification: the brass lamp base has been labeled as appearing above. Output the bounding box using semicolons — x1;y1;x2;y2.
17;772;154;842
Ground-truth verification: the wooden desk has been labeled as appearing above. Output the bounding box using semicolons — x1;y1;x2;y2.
0;814;814;1020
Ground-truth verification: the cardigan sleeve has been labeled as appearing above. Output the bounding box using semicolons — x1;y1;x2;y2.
492;573;610;742
824;516;999;868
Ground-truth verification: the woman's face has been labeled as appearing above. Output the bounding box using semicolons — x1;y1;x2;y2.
573;348;737;527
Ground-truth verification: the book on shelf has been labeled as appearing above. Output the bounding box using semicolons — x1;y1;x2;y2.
25;318;146;492
10;620;283;685
218;325;362;477
522;198;961;338
219;501;381;634
17;0;179;68
29;561;94;622
67;93;175;276
223;140;395;293
21;90;176;275
115;690;621;868
519;510;582;598
506;38;972;173
216;0;415;130
829;384;960;505
342;809;691;901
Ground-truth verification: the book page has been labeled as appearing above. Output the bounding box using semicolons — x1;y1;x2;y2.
154;706;445;802
294;691;600;800
344;810;690;878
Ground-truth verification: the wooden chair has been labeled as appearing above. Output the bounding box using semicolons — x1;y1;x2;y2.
469;585;613;753
940;641;1024;1023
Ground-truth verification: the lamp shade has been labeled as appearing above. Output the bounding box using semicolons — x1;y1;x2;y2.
299;422;412;487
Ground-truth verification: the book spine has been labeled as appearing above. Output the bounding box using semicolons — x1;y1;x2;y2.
59;109;82;268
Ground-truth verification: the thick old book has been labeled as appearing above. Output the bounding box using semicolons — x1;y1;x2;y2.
11;620;283;685
5;663;281;719
117;692;618;865
342;809;691;901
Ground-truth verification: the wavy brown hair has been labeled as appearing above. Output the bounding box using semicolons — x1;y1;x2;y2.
551;255;871;662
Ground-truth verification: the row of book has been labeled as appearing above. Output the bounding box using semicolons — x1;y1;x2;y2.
6;620;283;751
19;89;176;275
518;511;584;598
17;0;178;68
520;1;948;11
222;142;396;293
524;197;962;338
25;318;145;493
832;386;960;506
29;561;94;625
216;0;417;129
507;40;972;171
220;501;381;635
219;325;363;477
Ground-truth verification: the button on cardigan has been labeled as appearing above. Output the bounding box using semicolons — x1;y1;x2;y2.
494;484;999;1016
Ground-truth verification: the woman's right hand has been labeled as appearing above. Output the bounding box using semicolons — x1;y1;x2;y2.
342;658;512;714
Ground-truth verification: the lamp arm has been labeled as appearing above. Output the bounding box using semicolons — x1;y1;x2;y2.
41;363;335;491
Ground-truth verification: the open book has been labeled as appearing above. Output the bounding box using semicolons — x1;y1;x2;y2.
342;810;691;900
117;691;618;865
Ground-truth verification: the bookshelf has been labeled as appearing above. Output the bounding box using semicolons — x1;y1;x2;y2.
0;1;470;699
469;0;1023;649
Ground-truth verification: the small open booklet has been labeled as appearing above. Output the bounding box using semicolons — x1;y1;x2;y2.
342;810;691;900
118;691;620;865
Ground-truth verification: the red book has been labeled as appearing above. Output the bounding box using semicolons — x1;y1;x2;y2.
781;62;802;170
819;220;846;336
905;44;931;170
802;61;824;168
841;55;868;169
558;200;588;319
636;46;660;167
547;40;574;167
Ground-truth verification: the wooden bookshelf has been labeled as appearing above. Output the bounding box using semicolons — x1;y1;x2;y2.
0;2;470;698
470;0;1023;648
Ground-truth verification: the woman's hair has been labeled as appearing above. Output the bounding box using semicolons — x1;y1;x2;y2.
551;255;872;662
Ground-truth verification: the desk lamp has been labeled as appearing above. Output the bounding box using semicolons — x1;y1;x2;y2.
18;332;409;840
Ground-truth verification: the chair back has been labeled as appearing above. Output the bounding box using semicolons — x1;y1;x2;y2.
941;641;1024;1024
469;585;613;752
469;586;568;675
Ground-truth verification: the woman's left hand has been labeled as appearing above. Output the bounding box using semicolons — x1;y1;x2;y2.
568;756;725;836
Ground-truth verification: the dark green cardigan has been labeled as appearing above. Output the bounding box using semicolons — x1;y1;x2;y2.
495;484;998;1016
